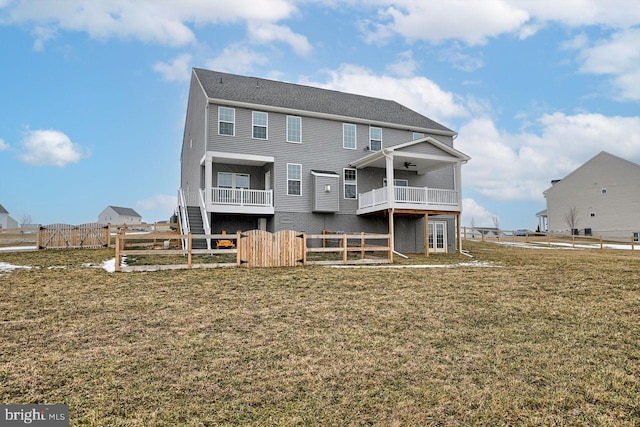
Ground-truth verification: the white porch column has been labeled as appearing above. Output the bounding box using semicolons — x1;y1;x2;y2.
454;161;462;210
204;155;212;207
385;151;395;207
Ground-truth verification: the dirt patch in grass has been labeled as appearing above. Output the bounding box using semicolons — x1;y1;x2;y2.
1;241;639;425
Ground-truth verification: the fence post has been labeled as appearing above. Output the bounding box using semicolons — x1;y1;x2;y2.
361;232;365;260
343;234;348;264
600;235;603;250
572;235;575;248
236;231;242;267
37;226;42;250
632;235;635;252
302;232;307;265
115;234;121;273
187;234;193;269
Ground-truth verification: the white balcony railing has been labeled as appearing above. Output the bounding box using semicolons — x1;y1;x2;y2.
211;187;273;207
358;186;459;211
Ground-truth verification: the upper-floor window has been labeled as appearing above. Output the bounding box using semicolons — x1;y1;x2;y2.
252;111;268;140
412;132;425;140
343;123;357;149
287;116;302;143
287;163;302;195
369;127;382;151
344;168;357;199
218;107;235;136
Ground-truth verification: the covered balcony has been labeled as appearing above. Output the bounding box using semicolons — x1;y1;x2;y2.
358;185;460;215
201;151;275;215
350;136;469;216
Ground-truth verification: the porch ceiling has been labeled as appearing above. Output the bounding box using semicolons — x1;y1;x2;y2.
351;151;458;173
203;151;275;167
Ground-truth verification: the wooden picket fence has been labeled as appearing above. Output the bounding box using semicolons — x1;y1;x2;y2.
115;230;391;272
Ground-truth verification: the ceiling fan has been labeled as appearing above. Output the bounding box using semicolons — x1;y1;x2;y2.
403;161;416;169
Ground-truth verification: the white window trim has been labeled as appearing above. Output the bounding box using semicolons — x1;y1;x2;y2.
343;168;357;199
286;115;302;144
287;163;302;196
218;172;250;189
369;126;382;151
252;111;268;140
218;106;235;136
343;123;357;150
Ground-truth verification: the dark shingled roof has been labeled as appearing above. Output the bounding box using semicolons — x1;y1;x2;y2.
194;68;454;134
0;204;8;214
109;206;141;217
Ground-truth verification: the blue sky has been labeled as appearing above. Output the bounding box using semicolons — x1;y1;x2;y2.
1;1;640;230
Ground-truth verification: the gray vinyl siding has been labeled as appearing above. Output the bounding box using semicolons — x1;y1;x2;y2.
545;152;640;237
180;73;208;193
206;104;451;215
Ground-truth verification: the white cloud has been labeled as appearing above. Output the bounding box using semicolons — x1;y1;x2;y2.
456;113;640;202
438;44;485;72
153;53;192;82
385;50;419;77
0;138;9;151
19;129;87;167
248;22;313;56
2;0;298;48
205;44;269;74
510;0;640;28
574;28;640;101
362;0;529;46
461;198;499;228
136;194;177;213
303;64;469;123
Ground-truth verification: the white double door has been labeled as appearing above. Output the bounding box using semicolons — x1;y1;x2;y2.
428;221;447;253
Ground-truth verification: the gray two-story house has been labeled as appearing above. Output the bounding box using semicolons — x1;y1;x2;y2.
179;68;470;254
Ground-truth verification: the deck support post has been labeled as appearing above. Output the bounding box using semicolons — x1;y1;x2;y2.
424;213;429;256
388;209;394;263
457;213;462;256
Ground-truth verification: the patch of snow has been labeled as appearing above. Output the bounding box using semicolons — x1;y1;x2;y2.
0;262;32;273
82;257;127;273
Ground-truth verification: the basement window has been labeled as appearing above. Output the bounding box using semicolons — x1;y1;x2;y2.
634;232;639;242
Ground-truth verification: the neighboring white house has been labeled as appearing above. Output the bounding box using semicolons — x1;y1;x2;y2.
98;206;142;224
0;204;19;229
542;151;640;239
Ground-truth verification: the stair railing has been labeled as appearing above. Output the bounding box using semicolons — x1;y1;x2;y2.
178;188;190;250
198;189;211;250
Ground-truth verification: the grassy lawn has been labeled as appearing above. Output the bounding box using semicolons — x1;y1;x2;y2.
1;241;639;425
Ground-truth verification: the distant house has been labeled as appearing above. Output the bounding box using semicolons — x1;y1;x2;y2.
0;204;19;229
542;151;640;238
98;206;142;224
